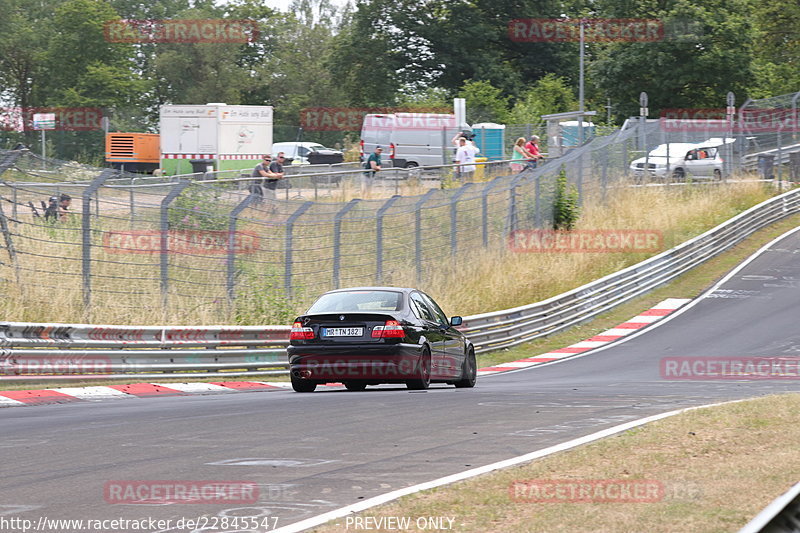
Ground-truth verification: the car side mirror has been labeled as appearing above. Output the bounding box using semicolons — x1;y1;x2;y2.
450;316;463;327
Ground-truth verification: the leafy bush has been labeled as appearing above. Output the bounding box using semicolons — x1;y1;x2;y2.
169;185;228;231
552;167;580;230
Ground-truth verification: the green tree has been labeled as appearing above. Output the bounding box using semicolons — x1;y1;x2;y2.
0;0;54;136
459;80;510;124
509;74;578;124
589;0;755;119
749;0;800;97
326;0;401;106
45;0;145;108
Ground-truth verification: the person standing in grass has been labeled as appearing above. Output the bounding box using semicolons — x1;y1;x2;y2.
362;145;383;198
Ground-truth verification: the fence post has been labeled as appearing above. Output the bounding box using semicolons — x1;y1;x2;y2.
481;178;503;247
534;174;542;228
506;173;527;238
159;180;191;310
226;192;257;302
284;201;314;296
0;150;23;220
577;152;584;205
332;199;360;289
415;189;438;283
129;177;137;228
600;147;608;203
376;195;401;284
0;200;20;283
777;128;783;184
82;169;117;311
450;183;473;256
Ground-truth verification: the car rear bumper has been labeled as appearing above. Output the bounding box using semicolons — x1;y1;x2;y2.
287;343;423;381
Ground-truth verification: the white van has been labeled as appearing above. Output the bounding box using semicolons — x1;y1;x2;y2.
360;113;466;168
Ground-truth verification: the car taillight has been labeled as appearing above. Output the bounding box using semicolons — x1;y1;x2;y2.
372;320;404;338
389;142;395;159
290;321;314;340
360;139;364;159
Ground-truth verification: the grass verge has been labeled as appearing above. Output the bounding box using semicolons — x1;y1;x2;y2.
311;393;800;533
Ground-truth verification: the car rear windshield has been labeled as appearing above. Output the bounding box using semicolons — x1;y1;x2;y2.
307;290;403;313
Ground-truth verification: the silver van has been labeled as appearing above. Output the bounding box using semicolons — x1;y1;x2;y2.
360;113;465;168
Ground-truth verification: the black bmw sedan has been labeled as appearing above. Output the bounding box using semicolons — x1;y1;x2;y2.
287;287;476;392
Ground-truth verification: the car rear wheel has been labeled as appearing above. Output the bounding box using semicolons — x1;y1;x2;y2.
406;348;431;390
343;381;368;391
454;348;477;388
291;374;317;392
713;169;722;180
404;161;419;169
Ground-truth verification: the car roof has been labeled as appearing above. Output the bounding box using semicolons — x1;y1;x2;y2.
272;142;325;148
323;286;415;294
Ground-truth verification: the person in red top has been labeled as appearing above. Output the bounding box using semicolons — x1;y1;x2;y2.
524;135;542;168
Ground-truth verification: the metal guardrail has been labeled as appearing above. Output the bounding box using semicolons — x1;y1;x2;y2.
1;187;799;380
460;186;800;352
0;324;290;380
738;482;800;533
741;143;800;172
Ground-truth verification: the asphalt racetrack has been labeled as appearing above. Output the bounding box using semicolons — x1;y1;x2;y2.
2;228;800;532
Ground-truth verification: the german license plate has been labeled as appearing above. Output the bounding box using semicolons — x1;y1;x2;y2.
323;327;363;337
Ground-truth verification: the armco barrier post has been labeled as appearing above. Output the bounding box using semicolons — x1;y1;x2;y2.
376;195;402;284
450;182;473;256
284;201;314;296
82;169;116;311
227;192;257;302
332;199;360;289
159;180;190;310
415;189;438;283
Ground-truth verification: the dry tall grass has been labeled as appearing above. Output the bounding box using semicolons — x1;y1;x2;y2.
417;181;775;316
0;179;777;324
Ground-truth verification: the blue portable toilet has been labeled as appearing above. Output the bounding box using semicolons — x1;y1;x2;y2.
560;120;595;147
471;123;506;161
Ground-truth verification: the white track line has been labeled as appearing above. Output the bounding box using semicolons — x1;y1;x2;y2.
272;399;749;533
